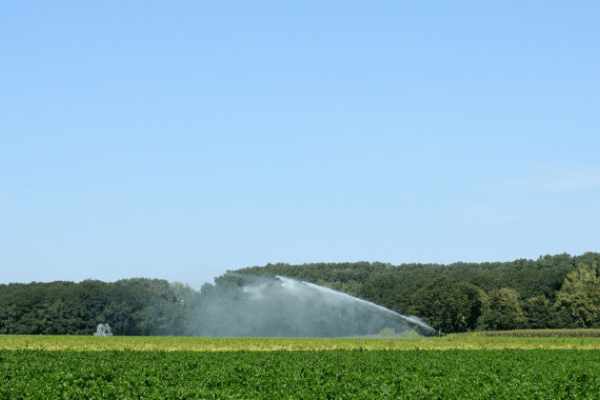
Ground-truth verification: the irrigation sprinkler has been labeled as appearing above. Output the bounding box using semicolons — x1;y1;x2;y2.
94;323;113;336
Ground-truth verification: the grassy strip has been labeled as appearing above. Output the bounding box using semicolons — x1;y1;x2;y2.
3;333;600;351
454;329;600;338
2;349;600;399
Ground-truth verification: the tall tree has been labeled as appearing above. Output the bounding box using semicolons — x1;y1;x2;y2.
554;262;600;328
411;277;486;333
478;288;527;331
522;295;554;329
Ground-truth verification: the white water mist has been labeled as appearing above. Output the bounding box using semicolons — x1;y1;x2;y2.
275;276;437;337
184;275;437;338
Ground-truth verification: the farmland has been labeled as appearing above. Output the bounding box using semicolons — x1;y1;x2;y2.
2;347;600;399
2;331;600;399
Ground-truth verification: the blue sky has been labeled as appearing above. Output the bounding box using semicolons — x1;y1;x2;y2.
1;2;599;290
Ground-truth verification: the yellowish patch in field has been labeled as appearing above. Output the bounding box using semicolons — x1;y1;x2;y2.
2;334;600;352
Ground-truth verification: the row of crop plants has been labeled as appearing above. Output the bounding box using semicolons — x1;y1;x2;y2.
2;348;600;399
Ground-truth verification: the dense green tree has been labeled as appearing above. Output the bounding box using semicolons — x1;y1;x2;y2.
554;285;600;328
478;288;527;331
411;277;486;333
560;261;600;294
553;262;600;328
522;295;554;329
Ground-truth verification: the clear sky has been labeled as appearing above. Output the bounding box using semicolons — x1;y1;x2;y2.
1;2;598;290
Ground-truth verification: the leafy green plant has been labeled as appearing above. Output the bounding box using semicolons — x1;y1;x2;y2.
2;348;600;399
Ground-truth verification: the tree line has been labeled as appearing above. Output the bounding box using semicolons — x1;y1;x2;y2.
1;252;599;335
220;252;600;334
0;278;200;336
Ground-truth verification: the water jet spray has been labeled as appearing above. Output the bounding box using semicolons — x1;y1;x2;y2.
275;276;437;337
183;274;437;338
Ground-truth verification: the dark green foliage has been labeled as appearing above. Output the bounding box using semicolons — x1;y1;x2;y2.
315;279;363;297
411;277;485;333
552;261;600;329
522;295;555;329
0;281;104;335
2;349;600;399
357;272;405;313
234;252;600;332
2;252;600;335
555;285;600;328
478;288;527;331
0;278;197;337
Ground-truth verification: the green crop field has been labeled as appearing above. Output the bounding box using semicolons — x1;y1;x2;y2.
2;331;600;399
